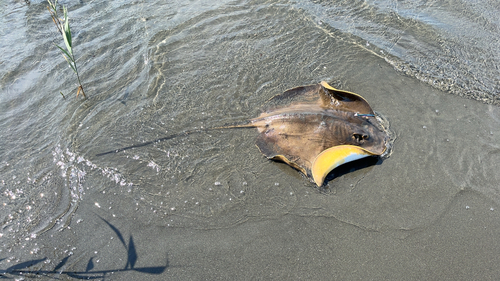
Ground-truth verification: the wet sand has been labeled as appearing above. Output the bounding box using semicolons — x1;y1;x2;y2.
5;50;500;281
19;185;500;280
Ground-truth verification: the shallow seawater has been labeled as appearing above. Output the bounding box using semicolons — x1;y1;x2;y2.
1;0;500;279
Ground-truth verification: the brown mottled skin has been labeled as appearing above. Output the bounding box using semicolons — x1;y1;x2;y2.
250;83;388;179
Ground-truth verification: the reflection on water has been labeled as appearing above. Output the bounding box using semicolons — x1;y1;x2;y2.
1;0;500;278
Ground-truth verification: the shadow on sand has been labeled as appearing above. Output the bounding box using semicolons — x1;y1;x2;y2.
0;216;169;279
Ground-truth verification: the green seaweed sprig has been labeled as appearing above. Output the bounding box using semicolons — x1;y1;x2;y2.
47;0;86;99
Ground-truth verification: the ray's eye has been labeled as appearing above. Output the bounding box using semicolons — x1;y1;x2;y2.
353;133;369;142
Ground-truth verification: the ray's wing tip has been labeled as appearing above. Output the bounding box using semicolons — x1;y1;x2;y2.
320;81;335;90
311;145;375;186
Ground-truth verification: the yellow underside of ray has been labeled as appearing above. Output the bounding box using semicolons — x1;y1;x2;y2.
312;145;375;186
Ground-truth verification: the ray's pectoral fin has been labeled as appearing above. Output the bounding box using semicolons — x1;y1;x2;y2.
311;145;376;187
255;133;308;176
255;133;279;161
320;81;374;115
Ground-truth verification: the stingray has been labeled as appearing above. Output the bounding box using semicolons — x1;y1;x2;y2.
97;81;390;186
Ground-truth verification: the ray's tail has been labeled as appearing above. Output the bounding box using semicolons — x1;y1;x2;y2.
95;120;255;156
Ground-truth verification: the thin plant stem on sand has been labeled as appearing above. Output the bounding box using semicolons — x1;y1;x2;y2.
47;0;86;99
